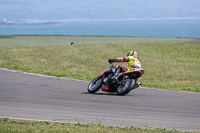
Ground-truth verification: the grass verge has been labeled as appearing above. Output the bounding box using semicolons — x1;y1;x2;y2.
0;36;199;92
0;118;193;133
1;35;200;47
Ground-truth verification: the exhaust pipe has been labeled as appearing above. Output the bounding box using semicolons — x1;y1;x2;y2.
132;82;141;90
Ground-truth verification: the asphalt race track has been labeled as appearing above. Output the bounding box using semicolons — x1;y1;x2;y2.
0;68;200;131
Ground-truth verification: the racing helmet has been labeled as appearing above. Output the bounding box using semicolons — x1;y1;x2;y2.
127;51;137;57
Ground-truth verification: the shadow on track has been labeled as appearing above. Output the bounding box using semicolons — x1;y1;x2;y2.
80;92;133;96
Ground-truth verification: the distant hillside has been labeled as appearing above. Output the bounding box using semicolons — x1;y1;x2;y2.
0;19;60;25
0;18;14;25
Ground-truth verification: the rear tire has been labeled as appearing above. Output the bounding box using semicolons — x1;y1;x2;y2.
116;79;135;96
88;76;103;93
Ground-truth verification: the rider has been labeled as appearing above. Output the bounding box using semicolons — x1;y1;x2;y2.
108;50;142;82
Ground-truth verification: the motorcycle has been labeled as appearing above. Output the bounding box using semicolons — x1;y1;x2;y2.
87;61;144;96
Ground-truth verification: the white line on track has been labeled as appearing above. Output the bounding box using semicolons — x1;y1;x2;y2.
0;67;89;83
0;116;78;124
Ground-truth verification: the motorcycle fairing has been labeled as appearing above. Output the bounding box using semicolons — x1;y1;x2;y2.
101;84;113;92
122;68;144;79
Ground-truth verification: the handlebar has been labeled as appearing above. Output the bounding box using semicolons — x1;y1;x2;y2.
106;60;115;67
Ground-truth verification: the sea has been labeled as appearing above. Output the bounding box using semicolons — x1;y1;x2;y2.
0;19;200;38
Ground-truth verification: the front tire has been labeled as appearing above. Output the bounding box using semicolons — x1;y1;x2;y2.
116;79;135;96
88;76;103;93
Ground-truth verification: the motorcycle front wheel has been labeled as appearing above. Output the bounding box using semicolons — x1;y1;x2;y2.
88;76;103;93
116;78;135;96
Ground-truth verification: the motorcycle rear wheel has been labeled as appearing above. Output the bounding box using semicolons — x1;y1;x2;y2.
116;78;135;96
88;76;103;93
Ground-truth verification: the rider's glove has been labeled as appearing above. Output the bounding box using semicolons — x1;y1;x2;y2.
108;59;113;63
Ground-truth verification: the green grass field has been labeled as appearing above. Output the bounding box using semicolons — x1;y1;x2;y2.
0;35;200;47
0;36;199;92
0;118;192;133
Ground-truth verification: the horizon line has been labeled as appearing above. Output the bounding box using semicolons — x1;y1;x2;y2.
7;17;200;23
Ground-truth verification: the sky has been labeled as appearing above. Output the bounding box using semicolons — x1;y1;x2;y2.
1;0;200;22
